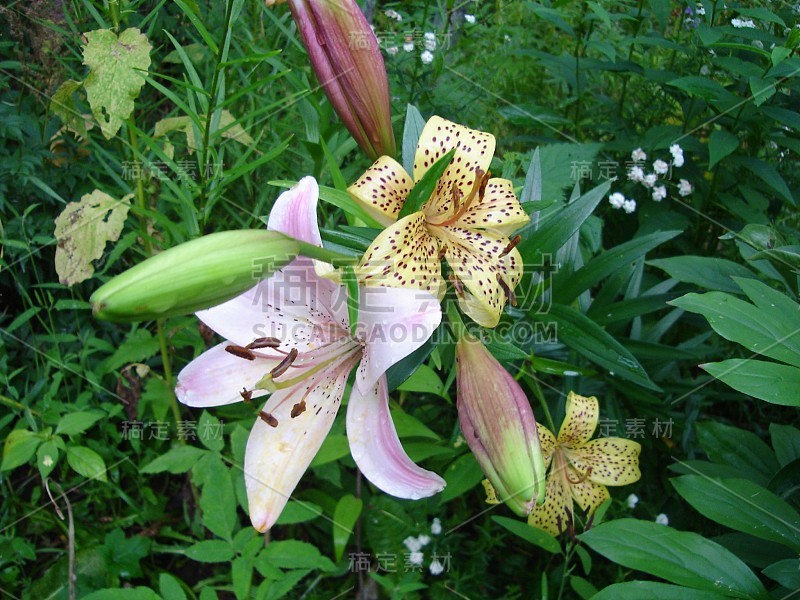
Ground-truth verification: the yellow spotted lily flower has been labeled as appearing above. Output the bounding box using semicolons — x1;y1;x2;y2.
456;333;546;516
176;177;444;531
349;116;529;328
527;392;641;536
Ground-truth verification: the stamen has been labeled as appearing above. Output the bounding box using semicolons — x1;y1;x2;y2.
499;235;521;258
258;411;278;428
270;348;299;379
496;273;517;306
450;181;461;214
566;465;592;485
428;167;485;227
478;169;490;199
247;337;282;350
449;274;464;297
240;388;253;403
290;400;307;418
225;345;256;360
437;245;447;260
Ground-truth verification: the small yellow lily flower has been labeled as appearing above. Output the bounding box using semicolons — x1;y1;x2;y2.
348;116;529;328
527;392;641;536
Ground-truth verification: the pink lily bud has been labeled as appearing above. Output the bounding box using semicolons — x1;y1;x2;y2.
456;333;546;516
286;0;396;159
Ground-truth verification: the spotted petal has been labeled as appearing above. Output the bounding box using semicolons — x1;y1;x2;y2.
413;116;495;219
449;177;529;237
348;156;413;226
438;226;523;328
356;287;442;393
568;472;611;514
356;211;443;296
566;438;642;487
347;376;445;498
175;343;277;407
557;392;599;447
527;469;572;536
538;425;557;469
245;362;350;532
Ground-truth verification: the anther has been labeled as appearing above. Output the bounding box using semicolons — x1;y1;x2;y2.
240;387;253;403
247;337;282;350
478;169;490;199
259;411;278;428
449;274;464;296
499;235;521;258
270;347;299;379
290;400;307;418
225;345;256;360
496;273;517;306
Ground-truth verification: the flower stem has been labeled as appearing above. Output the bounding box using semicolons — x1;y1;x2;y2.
157;319;183;431
522;371;557;433
296;241;359;267
445;301;466;342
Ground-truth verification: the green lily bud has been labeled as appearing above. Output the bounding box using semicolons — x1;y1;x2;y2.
456;333;546;516
286;0;396;160
90;230;299;322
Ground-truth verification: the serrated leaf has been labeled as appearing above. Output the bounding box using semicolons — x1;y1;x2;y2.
66;445;107;481
82;28;151;138
199;455;237;541
54;190;133;286
185;540;234;563
50;79;89;138
141;445;208;474
197;411;224;451
259;540;336;571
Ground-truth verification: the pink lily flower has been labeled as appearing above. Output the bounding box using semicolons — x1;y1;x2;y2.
175;177;445;531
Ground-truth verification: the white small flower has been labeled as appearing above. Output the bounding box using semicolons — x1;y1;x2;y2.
464;14;476;24
670;144;685;167
420;50;434;64
652;185;667;202
429;559;445;575
386;46;399;56
653;159;669;175
626;493;639;509
424;38;437;51
642;173;657;188
431;518;442;535
752;39;764;49
403;41;415;53
417;535;431;547
424;31;436;41
696;3;705;16
408;551;424;565
609;192;626;209
623;199;637;214
43;455;54;467
700;64;710;76
504;34;511;43
655;513;669;526
731;17;756;29
631;147;647;162
403;536;422;552
384;9;402;22
678;179;693;196
627;166;645;182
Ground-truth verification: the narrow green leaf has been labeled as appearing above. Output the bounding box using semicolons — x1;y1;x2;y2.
649;257;754;293
702;359;800;406
332;495;363;562
440;453;484;502
492;516;560;553
593;582;729;599
695;422;779;485
762;558;800;590
185;540;234;563
402;104;426;175
397;149;455;220
269;181;381;228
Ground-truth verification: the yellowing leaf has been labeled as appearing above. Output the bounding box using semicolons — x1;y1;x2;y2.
153;110;254;154
50;79;89;139
82;28;151;139
54;190;133;286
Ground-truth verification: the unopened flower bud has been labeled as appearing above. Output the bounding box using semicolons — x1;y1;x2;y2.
90;230;298;321
456;333;546;516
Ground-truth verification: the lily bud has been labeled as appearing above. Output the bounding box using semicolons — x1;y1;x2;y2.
456;333;546;516
286;0;396;159
91;230;299;322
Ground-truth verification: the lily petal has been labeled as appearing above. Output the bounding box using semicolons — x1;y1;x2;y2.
557;392;599;447
356;212;443;295
413;116;495;217
346;375;445;498
538;425;557;469
348;156;413;226
438;226;523;328
175;343;277;407
267;176;322;246
567;438;642;486
450;177;530;237
568;470;611;514
245;362;350;532
527;468;572;536
356;286;441;393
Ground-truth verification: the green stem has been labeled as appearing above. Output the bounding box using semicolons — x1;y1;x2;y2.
127;122;152;256
296;241;358;267
0;394;41;416
523;371;556;433
157;319;183;431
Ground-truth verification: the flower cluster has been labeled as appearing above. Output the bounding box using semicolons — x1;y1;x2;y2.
608;144;692;213
731;17;756;29
402;518;447;574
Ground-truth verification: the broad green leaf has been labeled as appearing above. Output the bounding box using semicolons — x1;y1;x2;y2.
197;411;224;452
702;359;800;406
492;516;560;553
695;422;779;486
199;456;237;541
232;555;254;600
649;257;754;293
50;79;88;138
82;28;151;139
553;231;680;303
390;405;440;440
100;328;161;374
159;574;187;600
672;475;800;552
185;540;234;563
82;589;159;600
386;326;440;392
770;424;800;467
714;532;796;570
593;582;729;599
308;434;349;467
37;440;59;478
259;540;336;571
1;430;42;471
275;501;323;525
396;149;455;220
708;130;738;168
56;410;105;436
402;104;426;175
581;519;769;599
762;558;800;590
731;157;794;206
671;292;800;368
397;364;445;397
530;303;659;390
54;190;133;285
440;453;484;502
332;494;363;562
140;445;208;474
66;445;107;481
668;76;737;105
